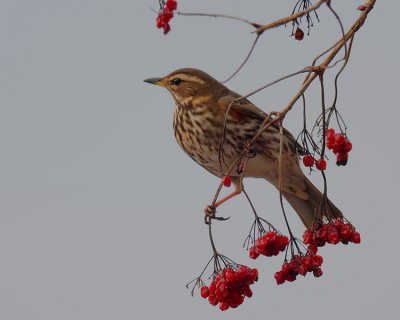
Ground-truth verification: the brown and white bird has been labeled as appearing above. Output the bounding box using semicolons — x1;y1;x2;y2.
144;68;342;228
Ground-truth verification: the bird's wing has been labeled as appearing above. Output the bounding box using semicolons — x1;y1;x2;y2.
218;93;268;121
218;93;305;154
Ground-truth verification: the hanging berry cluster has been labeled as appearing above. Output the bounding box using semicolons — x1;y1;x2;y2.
303;219;361;246
275;251;323;285
156;0;178;35
249;231;289;259
200;266;258;311
326;129;353;166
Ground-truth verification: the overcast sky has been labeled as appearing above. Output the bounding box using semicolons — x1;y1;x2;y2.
1;1;398;319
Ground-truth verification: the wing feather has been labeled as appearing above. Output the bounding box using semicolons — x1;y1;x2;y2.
218;93;305;154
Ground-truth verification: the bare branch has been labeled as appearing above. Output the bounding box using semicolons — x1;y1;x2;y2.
176;12;260;28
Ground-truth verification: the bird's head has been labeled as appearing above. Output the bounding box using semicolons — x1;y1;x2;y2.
144;68;226;106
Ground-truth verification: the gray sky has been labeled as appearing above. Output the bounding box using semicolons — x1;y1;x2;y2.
1;1;398;319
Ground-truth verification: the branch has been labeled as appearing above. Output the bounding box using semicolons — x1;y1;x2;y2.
255;0;326;35
176;12;260;28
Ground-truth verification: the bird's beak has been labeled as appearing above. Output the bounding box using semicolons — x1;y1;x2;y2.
144;77;167;87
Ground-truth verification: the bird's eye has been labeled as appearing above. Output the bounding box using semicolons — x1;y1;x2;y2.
172;78;182;85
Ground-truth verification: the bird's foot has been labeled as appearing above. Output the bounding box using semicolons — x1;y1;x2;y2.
204;205;230;224
243;139;264;158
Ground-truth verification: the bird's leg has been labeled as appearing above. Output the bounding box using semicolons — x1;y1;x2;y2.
215;191;241;207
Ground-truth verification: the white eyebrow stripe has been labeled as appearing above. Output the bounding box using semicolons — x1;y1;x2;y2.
168;74;206;84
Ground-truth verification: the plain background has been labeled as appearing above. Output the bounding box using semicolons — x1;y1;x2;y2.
1;1;398;319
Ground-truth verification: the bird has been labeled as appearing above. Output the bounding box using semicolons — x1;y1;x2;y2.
144;68;342;228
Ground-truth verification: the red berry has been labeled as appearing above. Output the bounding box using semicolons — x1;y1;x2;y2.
316;228;328;241
350;231;361;244
209;282;216;296
328;231;340;244
340;225;352;239
201;286;210;298
312;255;323;267
326;128;335;136
335;134;346;145
166;0;178;10
249;246;259;260
327;135;335;144
234;294;244;306
281;262;290;275
264;231;277;243
333;219;344;231
313;268;323;277
275;235;289;251
215;288;224;299
247;268;258;283
219;302;229;311
163;23;171;35
332;143;343;154
298;264;307;276
163;8;174;22
303;155;314;167
216;281;226;293
316;159;327;171
222;176;232;187
302;256;312;269
225;268;236;281
250;268;259;278
323;223;332;231
271;247;280;256
208;295;218;306
243;285;253;298
336;152;348;162
341;238;350;245
303;230;313;244
343;141;353;153
290;260;300;273
156;14;166;28
326;141;334;149
285;272;297;282
257;237;267;249
236;266;248;279
274;271;286;285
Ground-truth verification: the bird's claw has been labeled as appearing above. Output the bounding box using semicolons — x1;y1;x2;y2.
243;139;263;158
204;205;230;224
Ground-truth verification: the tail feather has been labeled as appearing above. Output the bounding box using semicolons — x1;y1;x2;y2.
282;177;343;229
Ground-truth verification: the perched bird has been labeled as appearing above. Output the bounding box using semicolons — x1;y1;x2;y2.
144;68;342;228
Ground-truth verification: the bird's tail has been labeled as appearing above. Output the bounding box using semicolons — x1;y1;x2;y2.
282;176;343;229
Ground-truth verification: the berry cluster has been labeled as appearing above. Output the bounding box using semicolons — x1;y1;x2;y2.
156;0;178;35
249;232;289;259
200;266;258;311
326;129;353;166
274;253;323;285
303;156;327;171
303;219;361;246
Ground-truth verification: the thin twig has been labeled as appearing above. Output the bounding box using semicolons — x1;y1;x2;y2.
319;74;326;158
324;2;348;69
221;34;260;83
177;12;260;28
